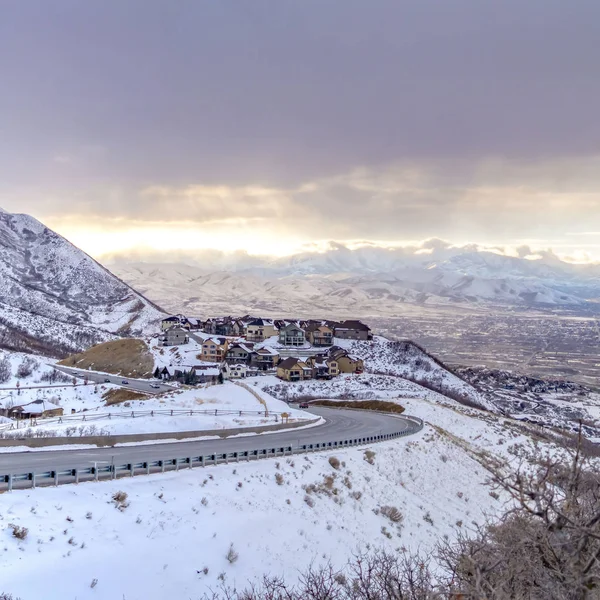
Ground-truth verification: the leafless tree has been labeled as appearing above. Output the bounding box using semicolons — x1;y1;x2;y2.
439;433;600;599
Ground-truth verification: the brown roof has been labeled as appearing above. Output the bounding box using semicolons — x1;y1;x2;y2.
278;357;302;370
336;320;370;331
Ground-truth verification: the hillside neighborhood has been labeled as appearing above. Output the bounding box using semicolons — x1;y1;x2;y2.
156;315;370;385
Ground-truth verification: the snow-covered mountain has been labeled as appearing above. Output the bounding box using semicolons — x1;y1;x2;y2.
0;208;165;356
110;245;600;318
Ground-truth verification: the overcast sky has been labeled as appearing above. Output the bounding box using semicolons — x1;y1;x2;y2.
1;1;599;261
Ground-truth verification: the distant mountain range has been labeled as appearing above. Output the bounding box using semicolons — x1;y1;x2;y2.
0;208;164;356
109;245;600;318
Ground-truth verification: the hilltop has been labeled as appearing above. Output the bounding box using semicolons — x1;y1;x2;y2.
0;209;165;356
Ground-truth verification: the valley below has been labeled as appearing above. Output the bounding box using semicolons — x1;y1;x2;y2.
370;306;600;388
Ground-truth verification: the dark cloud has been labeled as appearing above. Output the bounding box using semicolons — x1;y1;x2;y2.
1;0;600;189
0;1;599;258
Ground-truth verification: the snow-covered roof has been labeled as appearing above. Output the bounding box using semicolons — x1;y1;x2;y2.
13;399;61;415
203;337;227;345
255;347;279;356
193;366;220;377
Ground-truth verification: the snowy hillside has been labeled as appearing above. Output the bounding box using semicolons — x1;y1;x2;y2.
0;209;165;356
0;391;573;600
337;336;495;411
110;245;600;317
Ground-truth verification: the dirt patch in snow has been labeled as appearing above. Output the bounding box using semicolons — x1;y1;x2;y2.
58;338;154;378
312;399;406;414
102;388;148;405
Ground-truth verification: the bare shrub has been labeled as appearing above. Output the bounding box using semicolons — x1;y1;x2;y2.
112;491;129;510
16;357;38;379
304;495;315;508
275;472;284;486
363;450;376;465
380;505;404;524
0;357;11;383
328;456;341;470
422;512;434;525
226;543;239;564
201;550;436;599
9;524;28;540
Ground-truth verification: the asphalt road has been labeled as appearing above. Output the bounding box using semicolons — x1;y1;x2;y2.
0;407;421;475
53;365;175;395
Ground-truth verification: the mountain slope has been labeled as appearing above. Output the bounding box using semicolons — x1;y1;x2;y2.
0;209;165;356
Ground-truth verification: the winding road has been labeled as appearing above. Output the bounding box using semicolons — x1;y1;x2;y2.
0;407;422;489
53;365;175;395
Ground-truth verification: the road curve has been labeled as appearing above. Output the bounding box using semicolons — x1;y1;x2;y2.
53;365;175;395
0;407;421;476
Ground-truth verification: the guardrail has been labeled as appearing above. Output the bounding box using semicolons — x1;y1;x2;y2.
0;416;424;491
0;407;286;432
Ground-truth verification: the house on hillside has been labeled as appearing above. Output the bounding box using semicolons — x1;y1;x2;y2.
246;318;277;342
203;317;240;337
332;320;372;341
229;364;248;379
277;357;312;382
251;347;280;371
161;315;192;331
9;399;63;419
193;362;229;384
306;355;339;379
161;326;189;346
199;337;229;362
187;317;203;331
157;366;177;381
225;342;255;365
278;323;306;346
329;347;364;373
304;323;334;346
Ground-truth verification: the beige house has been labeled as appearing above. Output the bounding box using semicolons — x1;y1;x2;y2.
305;324;334;347
246;318;277;342
277;357;312;381
198;337;229;362
336;354;364;374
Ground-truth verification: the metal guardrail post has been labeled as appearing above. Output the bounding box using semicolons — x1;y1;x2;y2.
53;471;58;486
75;469;79;484
31;473;36;489
188;457;192;469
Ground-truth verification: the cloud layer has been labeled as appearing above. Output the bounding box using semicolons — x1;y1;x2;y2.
0;1;599;260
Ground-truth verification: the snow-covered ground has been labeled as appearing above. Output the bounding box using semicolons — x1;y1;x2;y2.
0;390;567;600
261;372;449;404
0;378;311;439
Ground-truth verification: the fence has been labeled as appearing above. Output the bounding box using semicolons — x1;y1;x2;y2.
0;407;286;432
0;416;424;491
